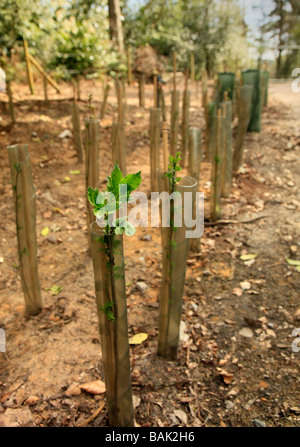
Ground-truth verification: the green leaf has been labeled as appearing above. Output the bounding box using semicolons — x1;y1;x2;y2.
87;187;99;207
46;285;62;296
121;171;142;194
107;163;123;197
123;221;136;237
286;259;300;266
70;170;81;174
296;266;300;273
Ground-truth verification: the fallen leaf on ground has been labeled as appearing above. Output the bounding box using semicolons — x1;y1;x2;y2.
173;409;188;425
65;384;81;396
218;370;234;384
129;333;148;345
80;380;106;395
286;259;300;266
240;281;251;290
24;396;39;405
45;285;62;296
240;253;259;261
41;227;50;236
232;288;243;296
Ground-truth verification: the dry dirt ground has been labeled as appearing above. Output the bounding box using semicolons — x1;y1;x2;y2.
0;77;299;427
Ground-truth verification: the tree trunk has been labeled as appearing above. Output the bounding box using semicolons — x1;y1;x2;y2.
108;0;124;53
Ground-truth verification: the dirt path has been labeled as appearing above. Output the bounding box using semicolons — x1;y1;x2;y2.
0;80;299;427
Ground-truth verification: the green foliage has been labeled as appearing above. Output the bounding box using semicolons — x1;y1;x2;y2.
99;301;115;321
166;152;182;188
87;163;142;236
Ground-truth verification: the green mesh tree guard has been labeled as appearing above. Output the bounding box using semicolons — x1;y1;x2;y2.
217;72;235;104
242;69;262;132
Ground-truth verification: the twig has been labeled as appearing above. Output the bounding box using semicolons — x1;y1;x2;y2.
205;215;268;227
75;401;105;427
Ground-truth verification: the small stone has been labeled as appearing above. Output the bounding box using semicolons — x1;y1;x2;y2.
290;245;298;254
225;400;235;410
141;234;151;241
203;270;212;276
59;129;72;139
253;419;266;427
136;282;148;294
239;327;254;338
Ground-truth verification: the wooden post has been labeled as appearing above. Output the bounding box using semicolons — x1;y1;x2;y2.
162;121;169;173
202;70;208;108
181;70;190;167
23;39;35;95
28;53;61;93
170;90;180;156
6;81;15;124
173;53;177;92
138;73;145;107
188;128;202;252
221;101;233;198
111;122;126;175
127;47;133;85
71;99;83;163
85;119;100;252
7;144;42;315
190;53;195;83
150;108;161;192
100;80;110;119
210;109;223;221
153;74;158;108
43;74;48;102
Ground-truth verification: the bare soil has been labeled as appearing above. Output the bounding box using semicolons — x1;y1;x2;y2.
0;77;299;427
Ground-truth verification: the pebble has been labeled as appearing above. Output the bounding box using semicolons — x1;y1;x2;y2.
136;281;148;294
141;234;151;241
253;419;266;427
225;400;235;410
239;327;254;338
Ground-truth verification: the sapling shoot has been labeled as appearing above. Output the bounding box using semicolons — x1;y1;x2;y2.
87;163;141;427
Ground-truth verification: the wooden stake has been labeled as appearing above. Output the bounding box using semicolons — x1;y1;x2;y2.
6;81;15;124
85;119;100;252
181;70;190;166
71;100;83;163
153;74;158;108
162;121;169;172
28;53;61;93
43;74;48;102
170;90;180;156
7;144;42;315
111;122;126;175
173;53;177;92
150;108;161;191
100;80;110;119
138;73;145;107
127;47;133;85
190;53;195;82
23;39;35;95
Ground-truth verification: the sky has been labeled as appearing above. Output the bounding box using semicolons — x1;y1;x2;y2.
240;0;277;59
